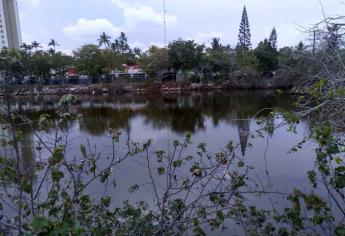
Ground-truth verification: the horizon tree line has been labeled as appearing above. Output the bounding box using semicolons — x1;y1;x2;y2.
0;5;335;83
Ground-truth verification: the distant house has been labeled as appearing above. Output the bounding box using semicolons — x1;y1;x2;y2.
116;64;146;80
123;64;142;74
67;68;78;77
66;68;80;84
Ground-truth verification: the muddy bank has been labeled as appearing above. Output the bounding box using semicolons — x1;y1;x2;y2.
1;78;292;97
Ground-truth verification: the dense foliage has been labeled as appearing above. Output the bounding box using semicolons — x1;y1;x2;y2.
0;7;327;85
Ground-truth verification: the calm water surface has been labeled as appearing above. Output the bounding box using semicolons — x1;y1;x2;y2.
4;91;319;234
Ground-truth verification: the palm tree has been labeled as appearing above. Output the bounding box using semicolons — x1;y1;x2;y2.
20;43;33;54
31;41;42;52
118;32;129;53
98;32;111;49
211;38;222;51
48;39;60;51
111;39;120;53
134;47;142;57
48;48;55;55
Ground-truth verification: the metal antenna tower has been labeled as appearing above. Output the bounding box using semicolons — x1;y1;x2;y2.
163;0;167;47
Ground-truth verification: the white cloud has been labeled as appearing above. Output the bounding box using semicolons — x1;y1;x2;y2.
123;5;177;28
18;0;40;10
111;0;177;29
63;18;122;42
130;41;146;49
30;0;40;8
111;0;128;9
128;41;165;52
192;32;224;45
60;48;73;56
23;0;40;8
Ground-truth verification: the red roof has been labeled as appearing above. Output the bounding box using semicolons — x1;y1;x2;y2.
123;64;141;69
67;68;78;76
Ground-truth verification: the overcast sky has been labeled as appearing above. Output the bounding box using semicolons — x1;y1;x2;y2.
18;0;345;53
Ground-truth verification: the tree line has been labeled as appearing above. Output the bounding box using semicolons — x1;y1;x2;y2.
0;6;343;84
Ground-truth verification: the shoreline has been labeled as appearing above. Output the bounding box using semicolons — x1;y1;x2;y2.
1;80;296;97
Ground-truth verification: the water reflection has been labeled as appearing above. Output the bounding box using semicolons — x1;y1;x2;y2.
3;91;298;166
8;90;293;136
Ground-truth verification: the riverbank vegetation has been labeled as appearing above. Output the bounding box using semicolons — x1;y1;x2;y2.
1;6;342;90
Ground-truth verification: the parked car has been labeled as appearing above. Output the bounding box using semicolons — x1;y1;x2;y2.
51;77;63;85
79;75;89;85
24;76;39;85
161;72;176;82
65;76;79;84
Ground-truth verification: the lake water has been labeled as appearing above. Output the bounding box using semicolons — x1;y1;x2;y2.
2;91;321;234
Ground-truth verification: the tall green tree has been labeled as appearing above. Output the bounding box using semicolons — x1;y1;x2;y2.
103;49;125;73
20;43;33;54
133;47;142;58
29;51;51;78
269;27;278;51
48;39;60;52
140;46;169;78
168;39;204;71
296;41;304;51
31;41;42;52
0;48;23;82
50;52;73;76
110;32;130;54
237;6;251;51
254;39;278;74
211;38;222;51
74;44;106;77
98;32;111;49
205;44;235;77
111;40;120;53
117;32;130;53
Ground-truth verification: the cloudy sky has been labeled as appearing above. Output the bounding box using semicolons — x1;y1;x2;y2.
18;0;345;52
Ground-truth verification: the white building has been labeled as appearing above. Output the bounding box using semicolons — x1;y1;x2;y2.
0;0;21;49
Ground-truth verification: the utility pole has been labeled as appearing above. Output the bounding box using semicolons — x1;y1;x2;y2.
163;0;167;47
313;30;316;54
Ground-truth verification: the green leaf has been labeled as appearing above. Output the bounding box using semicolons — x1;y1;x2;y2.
335;225;345;236
49;146;65;166
185;132;192;142
307;170;317;188
278;227;289;236
335;157;343;164
216;210;224;222
157;167;166;175
173;160;183;168
23;180;32;193
334;166;345;189
80;144;87;158
173;140;180;147
197;143;206;152
238;161;245;168
51;169;64;182
100;169;111;183
38;114;53;130
32;217;50;233
59;94;77;106
102;196;111;207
